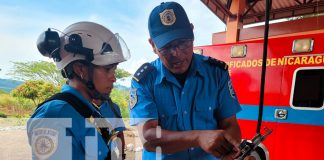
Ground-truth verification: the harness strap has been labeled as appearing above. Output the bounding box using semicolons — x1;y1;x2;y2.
37;92;112;159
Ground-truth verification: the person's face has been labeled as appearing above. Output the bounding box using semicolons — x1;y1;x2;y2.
151;39;194;74
92;64;117;95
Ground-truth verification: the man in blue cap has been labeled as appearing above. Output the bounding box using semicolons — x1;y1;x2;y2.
129;1;255;160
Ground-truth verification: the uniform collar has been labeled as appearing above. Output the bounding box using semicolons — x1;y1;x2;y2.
61;84;96;112
155;54;205;85
155;59;171;85
191;54;205;77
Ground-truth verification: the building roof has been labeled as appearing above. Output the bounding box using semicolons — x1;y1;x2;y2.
201;0;324;25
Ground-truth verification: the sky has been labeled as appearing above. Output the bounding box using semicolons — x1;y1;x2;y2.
0;0;225;83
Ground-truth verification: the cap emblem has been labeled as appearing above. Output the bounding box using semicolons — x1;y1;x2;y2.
159;9;176;26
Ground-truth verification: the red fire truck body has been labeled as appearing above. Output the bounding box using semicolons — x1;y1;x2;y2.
196;31;324;159
197;1;324;159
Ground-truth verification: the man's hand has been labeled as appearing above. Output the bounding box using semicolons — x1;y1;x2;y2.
197;130;240;158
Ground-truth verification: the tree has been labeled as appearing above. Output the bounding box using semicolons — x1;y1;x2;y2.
8;61;131;85
116;68;131;80
8;61;64;85
110;88;130;118
11;80;60;106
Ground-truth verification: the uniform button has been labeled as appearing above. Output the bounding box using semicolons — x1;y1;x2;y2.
184;111;187;114
209;106;212;110
191;147;194;151
99;151;101;155
181;91;184;95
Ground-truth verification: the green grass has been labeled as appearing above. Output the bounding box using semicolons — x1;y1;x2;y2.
0;112;7;118
120;105;130;118
0;87;130;118
111;88;130;118
0;89;7;94
0;118;28;127
0;94;35;118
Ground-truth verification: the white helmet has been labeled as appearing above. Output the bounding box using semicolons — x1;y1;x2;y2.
56;21;130;70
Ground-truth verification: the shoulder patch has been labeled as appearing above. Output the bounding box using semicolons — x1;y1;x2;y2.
205;57;228;70
31;128;58;159
129;88;137;109
132;63;154;82
228;80;237;99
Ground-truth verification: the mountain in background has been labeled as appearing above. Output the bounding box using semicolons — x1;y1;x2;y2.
0;79;23;93
115;77;131;90
0;78;130;93
114;84;130;91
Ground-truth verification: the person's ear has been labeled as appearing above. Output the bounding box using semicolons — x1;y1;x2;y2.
73;62;88;79
190;23;195;41
149;38;158;54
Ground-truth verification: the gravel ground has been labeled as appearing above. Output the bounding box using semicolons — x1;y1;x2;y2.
0;127;31;160
0;126;142;160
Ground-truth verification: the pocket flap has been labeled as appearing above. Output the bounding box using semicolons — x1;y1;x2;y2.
195;100;215;111
159;106;178;118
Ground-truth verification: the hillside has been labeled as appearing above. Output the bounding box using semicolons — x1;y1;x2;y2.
0;78;129;93
0;79;23;93
114;84;130;91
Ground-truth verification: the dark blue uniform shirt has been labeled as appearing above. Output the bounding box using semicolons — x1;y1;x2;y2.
130;54;241;160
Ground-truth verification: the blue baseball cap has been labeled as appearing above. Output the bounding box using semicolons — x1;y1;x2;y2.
148;1;194;49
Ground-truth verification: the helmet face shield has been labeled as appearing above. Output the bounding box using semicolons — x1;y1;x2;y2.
95;33;130;66
91;33;130;67
114;33;130;61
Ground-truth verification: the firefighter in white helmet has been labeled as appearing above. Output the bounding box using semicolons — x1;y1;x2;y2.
27;21;130;160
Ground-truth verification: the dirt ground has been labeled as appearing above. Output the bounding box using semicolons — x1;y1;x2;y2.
0;130;31;160
0;123;143;160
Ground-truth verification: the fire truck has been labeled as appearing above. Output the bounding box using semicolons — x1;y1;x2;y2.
195;0;324;159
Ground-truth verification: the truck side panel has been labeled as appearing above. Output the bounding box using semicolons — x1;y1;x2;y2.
197;33;324;160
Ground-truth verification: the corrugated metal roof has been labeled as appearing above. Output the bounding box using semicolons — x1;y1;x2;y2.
201;0;324;25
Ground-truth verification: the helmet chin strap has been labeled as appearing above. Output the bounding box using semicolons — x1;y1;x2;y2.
77;64;109;101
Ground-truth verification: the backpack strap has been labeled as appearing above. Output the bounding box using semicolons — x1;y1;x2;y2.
37;92;94;118
107;99;122;119
37;92;112;155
